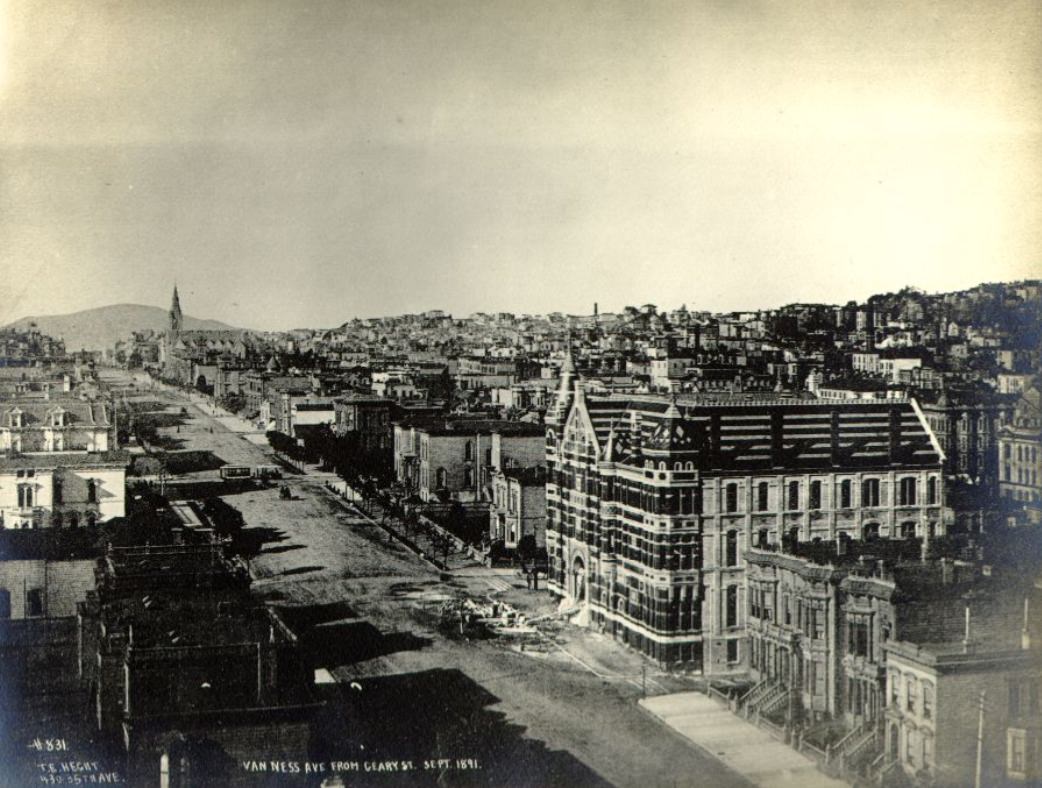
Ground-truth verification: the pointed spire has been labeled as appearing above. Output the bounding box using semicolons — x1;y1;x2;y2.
562;344;576;377
603;419;617;461
547;336;582;428
664;393;682;420
169;283;184;336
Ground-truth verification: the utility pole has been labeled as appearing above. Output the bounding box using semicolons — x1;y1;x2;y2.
975;690;985;788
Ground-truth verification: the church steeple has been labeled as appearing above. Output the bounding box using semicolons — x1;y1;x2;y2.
169;284;183;336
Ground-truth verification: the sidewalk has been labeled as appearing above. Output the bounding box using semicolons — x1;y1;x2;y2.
639;693;848;788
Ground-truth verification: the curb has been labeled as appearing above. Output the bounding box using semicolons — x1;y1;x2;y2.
634;696;756;788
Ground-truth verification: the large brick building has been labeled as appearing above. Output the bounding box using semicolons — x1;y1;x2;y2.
333;393;394;454
395;418;544;503
545;364;945;675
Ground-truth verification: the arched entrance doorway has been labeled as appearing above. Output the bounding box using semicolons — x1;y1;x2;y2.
571;555;587;603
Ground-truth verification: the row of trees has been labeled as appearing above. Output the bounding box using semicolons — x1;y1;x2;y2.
266;430;311;462
199;496;266;559
296;425;395;486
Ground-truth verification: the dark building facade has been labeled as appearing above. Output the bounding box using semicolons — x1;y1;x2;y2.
78;543;319;786
545;363;945;675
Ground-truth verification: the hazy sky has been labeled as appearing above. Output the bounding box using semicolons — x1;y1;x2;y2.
1;0;1039;330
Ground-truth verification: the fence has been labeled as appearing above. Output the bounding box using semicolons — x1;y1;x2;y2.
798;738;828;768
705;683;734;708
757;715;787;742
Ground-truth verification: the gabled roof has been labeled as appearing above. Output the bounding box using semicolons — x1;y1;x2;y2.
645;401;702;454
570;393;942;472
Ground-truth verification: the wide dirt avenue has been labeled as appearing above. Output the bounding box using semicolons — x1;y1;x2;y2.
106;369;750;788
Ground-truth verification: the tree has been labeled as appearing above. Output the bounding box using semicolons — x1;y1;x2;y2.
266;430;304;460
217;393;246;414
201;498;244;538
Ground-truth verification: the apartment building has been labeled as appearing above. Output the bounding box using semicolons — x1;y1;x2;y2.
998;384;1041;524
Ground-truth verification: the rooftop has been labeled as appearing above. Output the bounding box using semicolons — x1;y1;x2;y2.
502;465;548;485
0;450;129;470
0;397;110;426
416;419;544;437
586;394;941;471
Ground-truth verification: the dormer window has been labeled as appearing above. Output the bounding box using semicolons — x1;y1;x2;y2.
50;409;66;428
8;409;23;429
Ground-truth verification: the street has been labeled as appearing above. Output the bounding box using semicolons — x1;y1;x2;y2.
105;370;750;788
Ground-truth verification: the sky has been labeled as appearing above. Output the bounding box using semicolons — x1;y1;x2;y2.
1;0;1040;330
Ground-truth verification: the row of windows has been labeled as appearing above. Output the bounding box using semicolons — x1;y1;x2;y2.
748;586;894;655
1004;465;1039;486
749;591;826;639
1004;444;1039;464
461;441;492;464
4;412;74;428
425;467;474;489
1006;488;1041;503
0;588;43;617
889;672;935;720
11;479;97;508
902;726;934;772
720;477;938;513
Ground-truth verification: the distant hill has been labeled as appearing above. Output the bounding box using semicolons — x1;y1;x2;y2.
3;304;240;351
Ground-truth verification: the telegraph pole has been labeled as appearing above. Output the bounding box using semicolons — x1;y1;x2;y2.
974;690;985;788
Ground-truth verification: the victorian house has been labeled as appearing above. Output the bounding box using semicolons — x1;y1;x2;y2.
0;398;126;528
